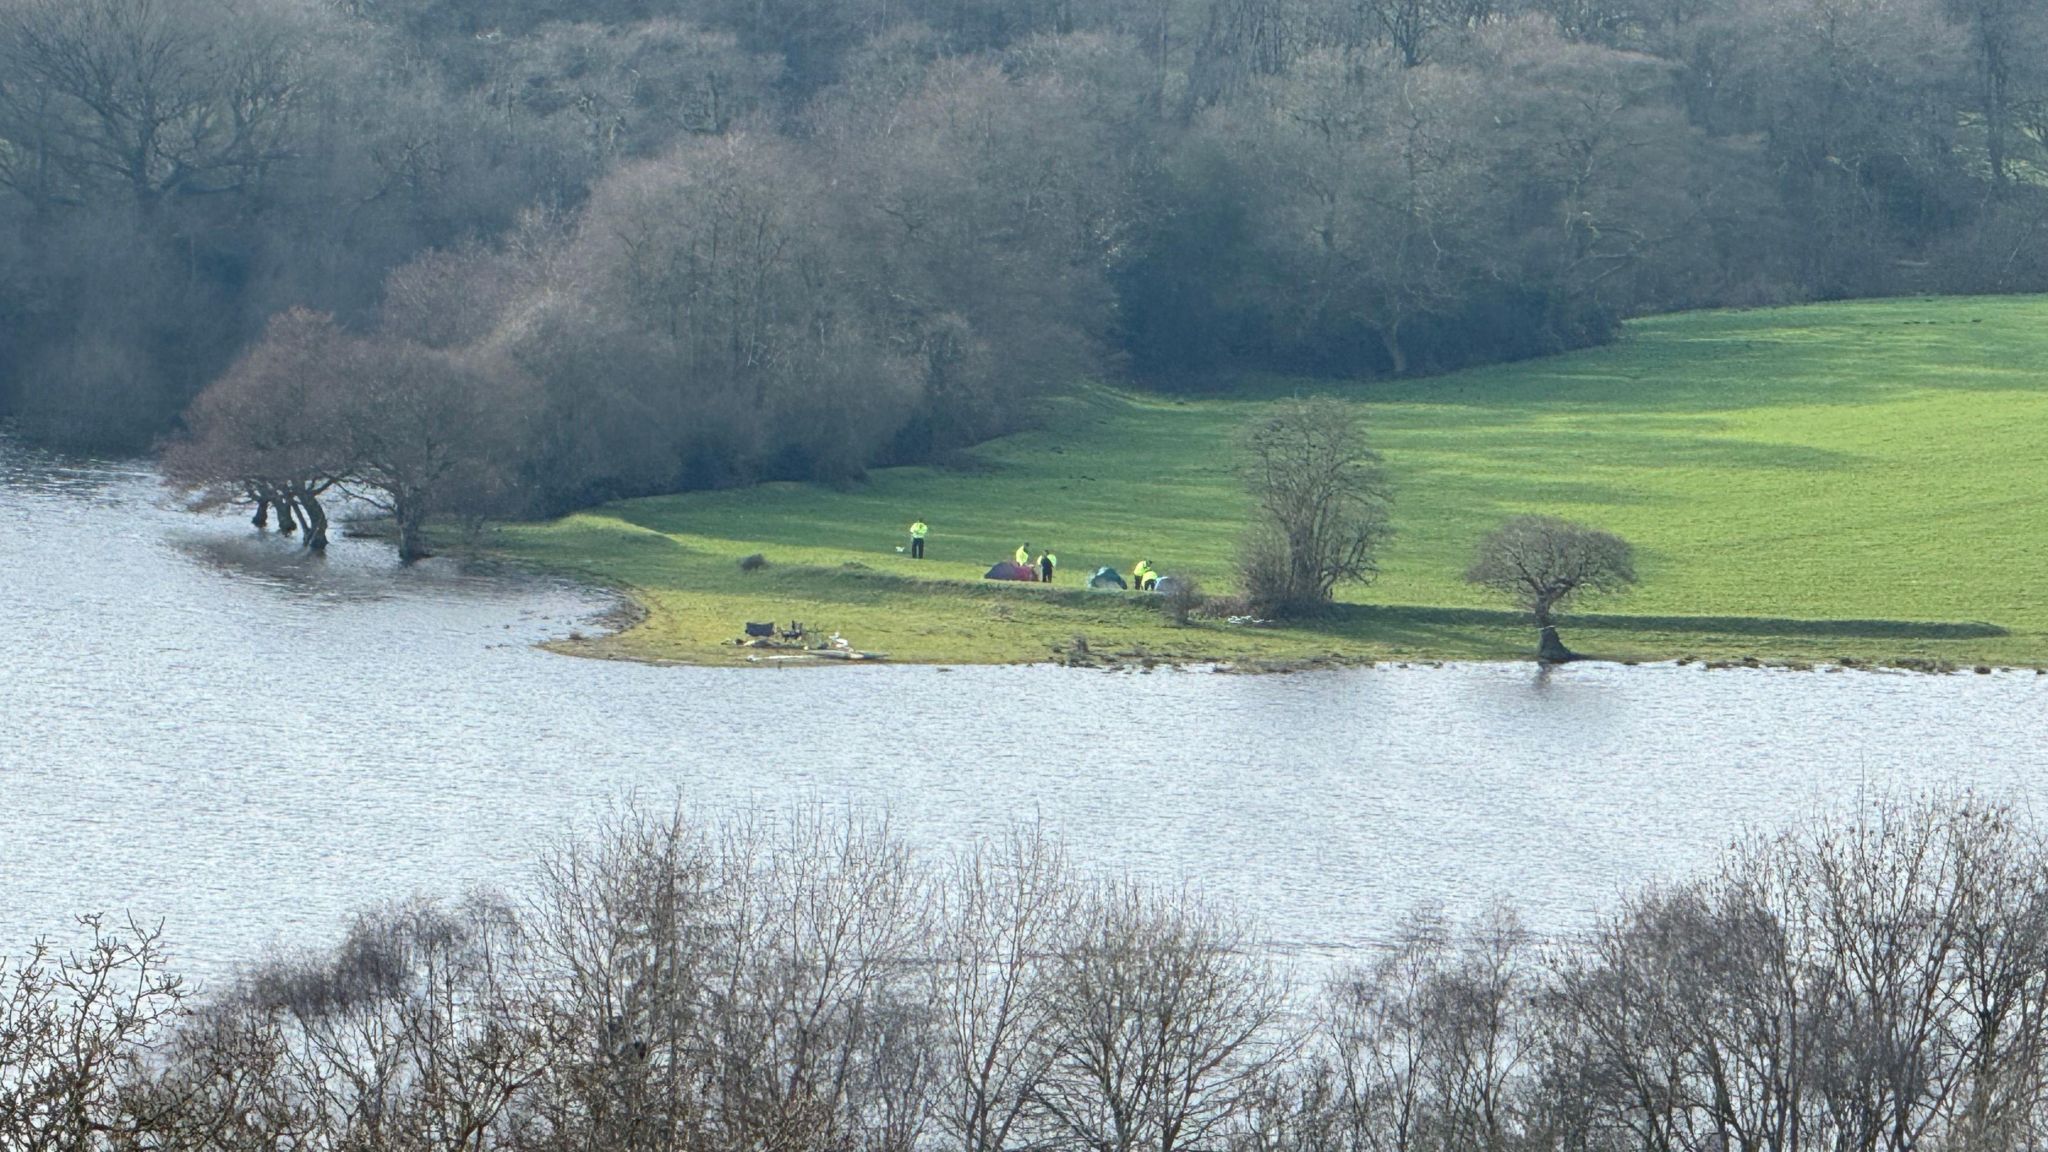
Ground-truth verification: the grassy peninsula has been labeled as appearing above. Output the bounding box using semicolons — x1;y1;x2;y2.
491;297;2048;668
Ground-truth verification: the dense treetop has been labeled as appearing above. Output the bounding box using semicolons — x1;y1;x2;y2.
4;0;2045;513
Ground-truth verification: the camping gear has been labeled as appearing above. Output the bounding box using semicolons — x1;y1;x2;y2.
780;621;807;641
984;561;1037;582
744;621;776;638
1088;566;1127;590
1152;575;1186;596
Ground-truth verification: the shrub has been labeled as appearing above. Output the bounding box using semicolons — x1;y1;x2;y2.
1162;577;1206;626
739;552;768;573
1237;526;1308;618
1198;593;1252;621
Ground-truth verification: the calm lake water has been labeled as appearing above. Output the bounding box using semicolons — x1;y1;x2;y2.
2;441;2044;983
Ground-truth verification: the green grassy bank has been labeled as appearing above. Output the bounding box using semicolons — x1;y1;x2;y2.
490;296;2048;668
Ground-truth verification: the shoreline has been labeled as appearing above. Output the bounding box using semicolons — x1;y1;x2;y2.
515;567;2047;676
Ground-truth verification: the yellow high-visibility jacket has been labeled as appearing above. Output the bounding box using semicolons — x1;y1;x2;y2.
910;522;928;539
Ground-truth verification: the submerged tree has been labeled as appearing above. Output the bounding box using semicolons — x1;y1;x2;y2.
342;339;528;564
162;309;354;550
167;310;529;563
1237;397;1393;617
1464;514;1636;662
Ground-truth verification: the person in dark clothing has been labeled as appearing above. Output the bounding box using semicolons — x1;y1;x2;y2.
1038;551;1056;583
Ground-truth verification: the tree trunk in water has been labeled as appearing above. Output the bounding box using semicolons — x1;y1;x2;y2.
300;493;329;552
251;499;269;529
396;501;428;564
277;498;298;535
1536;624;1575;664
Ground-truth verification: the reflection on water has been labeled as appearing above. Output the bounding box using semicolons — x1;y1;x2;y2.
1;439;2043;984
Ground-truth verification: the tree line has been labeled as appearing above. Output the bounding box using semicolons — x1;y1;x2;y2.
10;792;2048;1151
6;0;2048;509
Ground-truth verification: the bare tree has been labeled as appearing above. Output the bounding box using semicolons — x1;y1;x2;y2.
1356;0;1457;66
0;914;192;1150
162;308;355;551
526;801;721;1152
223;894;548;1152
1222;52;1494;378
1237;397;1393;617
24;793;2048;1152
1319;905;1535;1152
696;806;937;1152
1035;879;1297;1152
0;0;314;212
931;822;1077;1152
1539;794;2048;1152
1945;801;2048;1151
342;339;530;563
1943;0;2048;190
1464;515;1635;662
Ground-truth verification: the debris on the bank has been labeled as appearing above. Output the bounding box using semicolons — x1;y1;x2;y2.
732;622;884;661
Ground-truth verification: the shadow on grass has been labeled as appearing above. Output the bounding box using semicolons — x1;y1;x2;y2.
757;569;2010;644
1322;603;2008;641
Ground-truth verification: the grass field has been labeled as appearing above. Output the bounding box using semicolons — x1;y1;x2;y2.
490;296;2048;668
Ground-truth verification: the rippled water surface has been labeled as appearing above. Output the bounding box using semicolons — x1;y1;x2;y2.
3;441;2044;982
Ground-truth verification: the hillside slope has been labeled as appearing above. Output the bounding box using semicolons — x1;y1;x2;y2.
493;297;2048;668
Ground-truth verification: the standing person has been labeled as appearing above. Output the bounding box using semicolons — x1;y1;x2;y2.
1015;543;1032;570
909;519;928;559
1038;550;1056;584
1132;558;1157;591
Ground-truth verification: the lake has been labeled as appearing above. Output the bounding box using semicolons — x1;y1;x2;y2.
2;440;2043;983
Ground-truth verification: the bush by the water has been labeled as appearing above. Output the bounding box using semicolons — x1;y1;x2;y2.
10;793;2048;1152
1236;398;1391;618
1162;576;1206;626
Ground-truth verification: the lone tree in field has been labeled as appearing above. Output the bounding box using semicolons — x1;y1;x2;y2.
1465;516;1636;663
1237;397;1393;617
